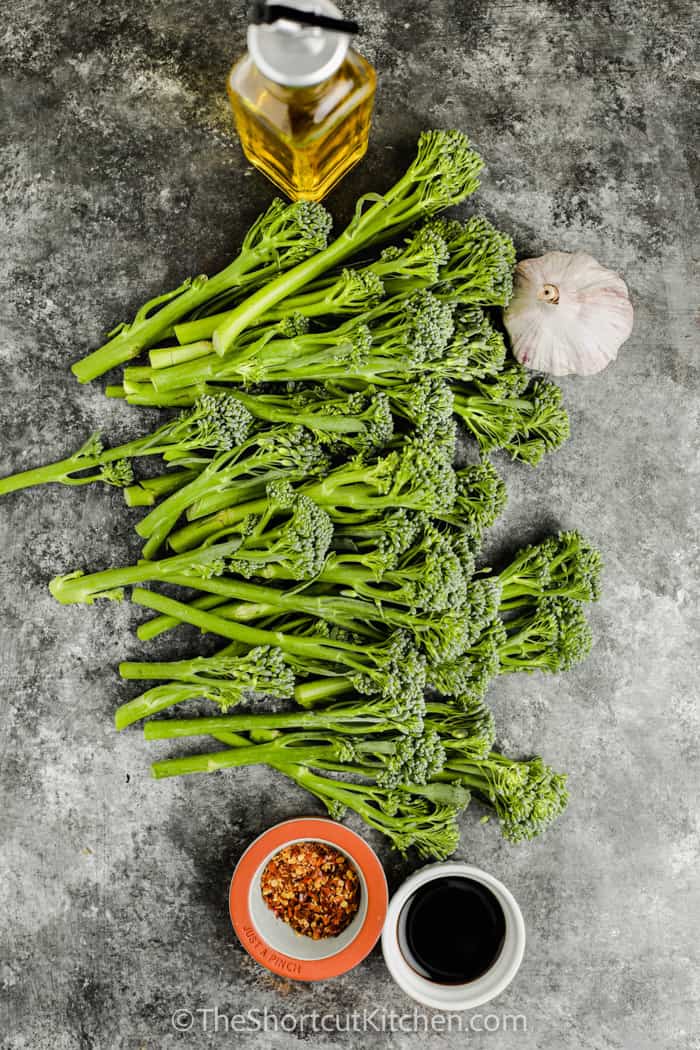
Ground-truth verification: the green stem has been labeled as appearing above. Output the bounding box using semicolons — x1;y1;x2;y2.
136;592;230;640
48;538;245;605
114;683;196;731
123;381;203;408
151;743;272;779
0;455;102;496
151;745;331;780
294;677;354;707
149;341;213;369
131;589;369;671
212;239;353;355
123;468;199;508
143;707;381;740
71;255;268;383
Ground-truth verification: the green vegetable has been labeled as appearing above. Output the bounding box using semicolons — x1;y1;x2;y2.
136;426;330;557
130;573;492;664
427;532;602;696
141;693;565;851
438;749;568;843
155;735;471;860
49;485;334;603
71;198;333;383
453;362;571;465
211;130;484;355
115;646;294;729
146;289;457;391
0;394;254;498
171;221;448;347
168;432;458;551
1;130;597;860
130;587;426;711
412;215;516;307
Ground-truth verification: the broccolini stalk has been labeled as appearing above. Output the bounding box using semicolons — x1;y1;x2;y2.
265;518;473;612
117;385;394;456
173;267;386;346
149;729;469;860
211;130;484;355
143;687;427;741
111;381;205;409
136;592;234;641
115;646;294;730
130;568;495;663
169;433;457;553
130;587;426;711
123;468;201;508
49;487;333;604
162;726;450;810
0;433;134;497
213;387;395;455
124;310;309;389
71;198;333;383
0;394;257;500
172;221;450;347
150;289;455;392
135;426;329;556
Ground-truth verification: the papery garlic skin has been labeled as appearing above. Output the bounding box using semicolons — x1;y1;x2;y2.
504;251;633;376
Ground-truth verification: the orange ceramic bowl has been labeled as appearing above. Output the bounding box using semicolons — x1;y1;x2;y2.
229;817;388;981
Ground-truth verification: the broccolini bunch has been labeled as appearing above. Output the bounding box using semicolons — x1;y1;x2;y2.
0;130;601;860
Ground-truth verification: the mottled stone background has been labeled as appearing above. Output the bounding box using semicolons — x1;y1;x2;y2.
0;1;697;1048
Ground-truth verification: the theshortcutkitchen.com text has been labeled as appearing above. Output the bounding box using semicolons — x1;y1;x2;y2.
170;1005;527;1035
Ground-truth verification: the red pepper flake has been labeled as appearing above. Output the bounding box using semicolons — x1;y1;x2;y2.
260;841;361;940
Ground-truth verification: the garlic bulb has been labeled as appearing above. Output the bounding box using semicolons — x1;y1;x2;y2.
503;251;633;376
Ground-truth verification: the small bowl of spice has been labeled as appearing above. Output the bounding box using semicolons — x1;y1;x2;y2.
229;817;388;981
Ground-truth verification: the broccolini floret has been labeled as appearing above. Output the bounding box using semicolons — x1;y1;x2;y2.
453;362;571;465
115;646;294;729
442;751;569;843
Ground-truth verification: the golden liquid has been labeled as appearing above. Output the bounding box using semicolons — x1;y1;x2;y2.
228;50;376;201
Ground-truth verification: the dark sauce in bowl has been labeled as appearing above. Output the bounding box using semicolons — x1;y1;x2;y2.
398;876;506;984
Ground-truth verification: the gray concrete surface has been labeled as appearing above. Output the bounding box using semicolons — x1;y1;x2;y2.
0;1;698;1047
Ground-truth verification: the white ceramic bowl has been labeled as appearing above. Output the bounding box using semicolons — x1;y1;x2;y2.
381;862;526;1009
248;835;369;962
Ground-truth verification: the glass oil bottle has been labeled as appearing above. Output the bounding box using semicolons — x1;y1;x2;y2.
227;1;376;201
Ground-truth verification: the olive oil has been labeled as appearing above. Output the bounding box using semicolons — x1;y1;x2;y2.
227;1;376;202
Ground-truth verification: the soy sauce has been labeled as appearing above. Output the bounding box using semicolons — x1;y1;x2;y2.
398;877;506;984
